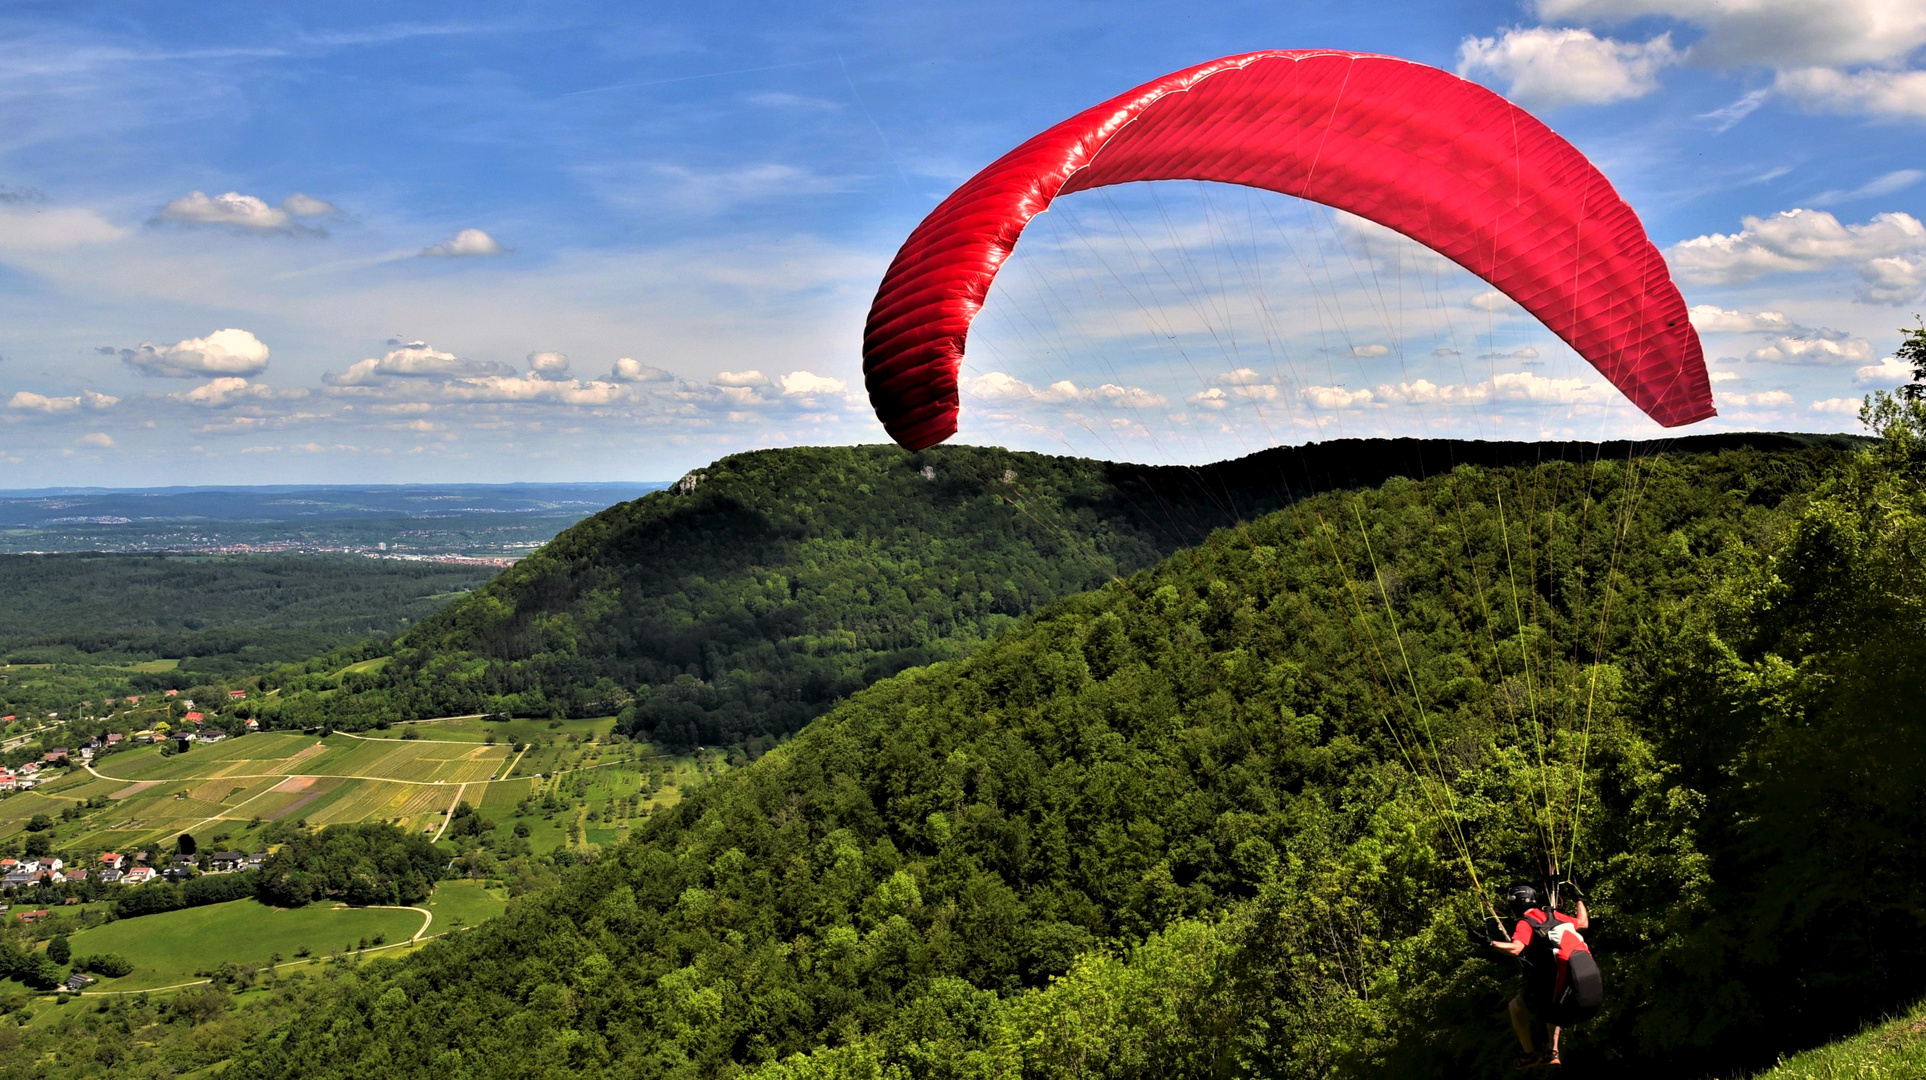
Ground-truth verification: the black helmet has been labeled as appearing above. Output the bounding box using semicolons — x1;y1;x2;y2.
1506;884;1543;916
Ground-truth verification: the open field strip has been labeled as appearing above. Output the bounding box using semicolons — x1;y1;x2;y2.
63;899;435;993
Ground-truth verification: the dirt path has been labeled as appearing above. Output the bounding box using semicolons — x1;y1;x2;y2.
430;784;467;842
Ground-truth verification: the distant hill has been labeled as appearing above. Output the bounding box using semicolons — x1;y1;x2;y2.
207;430;1926;1079
268;434;1865;750
0;553;495;671
0;482;666;555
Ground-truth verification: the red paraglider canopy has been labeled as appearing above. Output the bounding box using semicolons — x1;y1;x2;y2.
863;50;1714;451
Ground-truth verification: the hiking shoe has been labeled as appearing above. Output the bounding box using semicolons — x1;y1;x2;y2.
1513;1052;1546;1071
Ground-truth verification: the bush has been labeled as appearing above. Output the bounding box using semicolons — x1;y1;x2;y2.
115;870;259;920
44;936;68;966
73;953;133;978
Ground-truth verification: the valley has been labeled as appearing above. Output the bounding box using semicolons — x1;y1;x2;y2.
0;431;1917;1078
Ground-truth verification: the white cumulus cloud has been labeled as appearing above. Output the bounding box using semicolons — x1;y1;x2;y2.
422;228;505;257
1856;354;1916;384
170;378;306;407
1350;343;1392;357
608;357;675;383
1458;26;1679;107
154;191;336;233
527;351;571;380
120;328;270;379
1747;331;1875;364
962;372;1165;408
1470;289;1523;313
326;341;511;386
6;389;117;413
1302;385;1378;409
1776;66;1926;120
1536;0;1926;68
1723;390;1795;407
1668;209;1926;300
779;371;847;396
1810;396;1865;414
1689;305;1794;333
77;432;113;448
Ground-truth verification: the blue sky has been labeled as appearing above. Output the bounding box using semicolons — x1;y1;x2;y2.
3;1;1925;484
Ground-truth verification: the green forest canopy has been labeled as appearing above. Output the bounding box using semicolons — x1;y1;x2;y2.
262;436;1860;753
207;412;1924;1079
0;553;493;671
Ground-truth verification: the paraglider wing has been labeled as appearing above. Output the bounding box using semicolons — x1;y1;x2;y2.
863;50;1714;450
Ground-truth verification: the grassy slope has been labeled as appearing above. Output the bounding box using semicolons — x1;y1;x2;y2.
64;899;427;991
1742;1000;1926;1079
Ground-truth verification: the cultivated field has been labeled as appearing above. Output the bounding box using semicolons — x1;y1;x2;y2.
0;720;704;856
4;731;516;852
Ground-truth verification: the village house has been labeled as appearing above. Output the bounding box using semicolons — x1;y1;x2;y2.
201;730;227;744
82;736;100;751
0;773;15;792
244;718;259;731
101;853;127;871
122;867;157;885
163;689;178;698
42;748;67;763
105;732;123;746
210;851;247;872
245;852;267;871
62;869;85;885
228;689;246;700
127;695;141;705
62;973;93;992
99;868;121;884
2;868;35;889
184;712;204;724
18;762;39;776
15;909;49;924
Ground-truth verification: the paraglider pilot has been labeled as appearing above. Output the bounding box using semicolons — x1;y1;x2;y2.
1489;883;1595;1069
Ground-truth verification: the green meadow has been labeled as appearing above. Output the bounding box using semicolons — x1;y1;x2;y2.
63;898;429;992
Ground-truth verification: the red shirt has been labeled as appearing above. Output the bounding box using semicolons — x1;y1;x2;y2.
1514;908;1590;998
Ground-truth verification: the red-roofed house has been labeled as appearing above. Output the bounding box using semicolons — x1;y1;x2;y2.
228;690;246;701
244;718;259;730
62;869;85;884
184;712;204;724
101;853;126;871
105;733;122;746
42;749;67;763
126;696;140;705
164;689;179;698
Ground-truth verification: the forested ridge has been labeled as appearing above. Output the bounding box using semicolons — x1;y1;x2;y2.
263;436;1858;752
0;554;492;671
169;411;1921;1080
